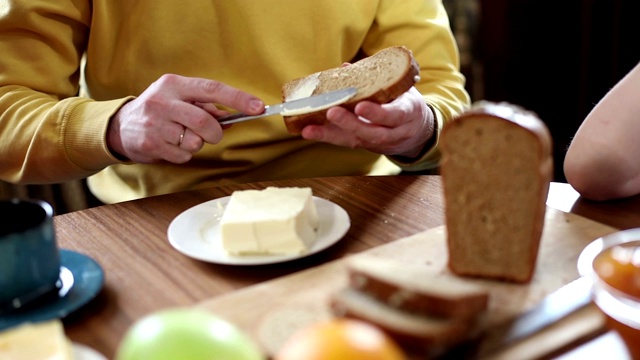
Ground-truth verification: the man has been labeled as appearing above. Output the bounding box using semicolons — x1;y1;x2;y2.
0;1;469;203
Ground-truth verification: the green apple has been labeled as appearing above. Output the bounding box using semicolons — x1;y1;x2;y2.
115;308;265;360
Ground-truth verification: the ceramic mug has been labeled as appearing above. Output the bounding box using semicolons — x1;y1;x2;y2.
0;199;61;311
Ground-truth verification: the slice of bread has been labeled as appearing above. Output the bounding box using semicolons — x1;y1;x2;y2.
346;256;489;319
330;256;489;357
440;101;553;283
281;46;420;134
330;288;480;357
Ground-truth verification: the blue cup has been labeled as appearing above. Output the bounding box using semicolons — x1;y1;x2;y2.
0;199;60;311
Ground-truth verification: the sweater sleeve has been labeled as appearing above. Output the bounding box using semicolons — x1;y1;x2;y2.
363;0;470;170
0;0;127;184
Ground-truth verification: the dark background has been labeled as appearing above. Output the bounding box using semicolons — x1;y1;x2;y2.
455;0;640;182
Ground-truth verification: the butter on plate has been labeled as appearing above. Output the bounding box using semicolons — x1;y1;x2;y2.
220;187;319;256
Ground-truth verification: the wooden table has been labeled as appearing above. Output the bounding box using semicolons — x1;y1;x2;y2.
52;175;640;359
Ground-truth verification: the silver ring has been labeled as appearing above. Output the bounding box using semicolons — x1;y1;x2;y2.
178;128;185;146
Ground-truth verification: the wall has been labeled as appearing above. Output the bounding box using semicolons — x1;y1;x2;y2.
477;0;640;182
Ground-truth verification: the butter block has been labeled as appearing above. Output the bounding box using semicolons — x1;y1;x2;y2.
0;320;73;360
220;187;319;255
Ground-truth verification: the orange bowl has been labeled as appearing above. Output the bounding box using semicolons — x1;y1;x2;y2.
578;228;640;359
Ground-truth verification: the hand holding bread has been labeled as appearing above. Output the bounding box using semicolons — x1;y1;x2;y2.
283;46;436;159
304;87;435;158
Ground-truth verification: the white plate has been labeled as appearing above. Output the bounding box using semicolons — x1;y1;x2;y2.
167;196;350;265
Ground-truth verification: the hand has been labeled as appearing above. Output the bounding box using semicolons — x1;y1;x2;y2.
300;87;434;158
107;74;265;164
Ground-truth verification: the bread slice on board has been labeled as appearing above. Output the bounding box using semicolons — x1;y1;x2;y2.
345;256;489;319
440;101;553;283
330;288;480;357
329;256;489;357
281;46;420;134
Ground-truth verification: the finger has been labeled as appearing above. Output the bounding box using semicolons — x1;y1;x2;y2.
168;101;224;144
157;126;194;163
177;128;205;153
193;102;228;117
325;106;382;132
193;102;235;130
158;74;265;115
157;122;188;147
302;108;366;148
157;129;194;163
312;107;404;152
354;92;419;128
162;145;195;164
354;101;399;127
151;124;194;161
303;119;405;155
132;131;193;164
301;122;362;149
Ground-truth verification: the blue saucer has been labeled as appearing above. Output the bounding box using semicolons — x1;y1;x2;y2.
0;249;104;331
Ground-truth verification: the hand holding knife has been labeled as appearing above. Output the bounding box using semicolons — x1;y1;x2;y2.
217;87;357;125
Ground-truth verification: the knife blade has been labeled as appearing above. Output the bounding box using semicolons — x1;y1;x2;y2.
217;87;357;125
477;276;597;356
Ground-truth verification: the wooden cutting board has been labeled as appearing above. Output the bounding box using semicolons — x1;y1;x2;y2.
197;207;617;358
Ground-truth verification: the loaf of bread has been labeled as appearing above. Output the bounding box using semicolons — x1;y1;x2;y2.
281;46;420;134
330;256;489;357
440;101;553;283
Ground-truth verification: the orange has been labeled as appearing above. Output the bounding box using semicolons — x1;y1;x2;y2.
274;318;407;360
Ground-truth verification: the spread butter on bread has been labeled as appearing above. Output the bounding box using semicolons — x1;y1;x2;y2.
281;46;420;134
440;101;553;283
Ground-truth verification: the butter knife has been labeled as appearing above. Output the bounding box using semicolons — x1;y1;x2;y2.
477;276;600;357
217;87;357;125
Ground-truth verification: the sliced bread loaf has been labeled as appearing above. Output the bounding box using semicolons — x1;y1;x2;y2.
330;256;489;357
346;256;489;319
330;288;478;356
440;101;553;283
281;46;420;134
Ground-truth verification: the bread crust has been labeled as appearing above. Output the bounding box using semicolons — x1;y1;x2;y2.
441;101;553;283
329;256;489;358
330;288;479;357
282;46;420;135
346;257;489;319
447;102;553;157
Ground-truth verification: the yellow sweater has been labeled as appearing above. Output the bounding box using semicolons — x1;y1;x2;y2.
0;0;469;203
